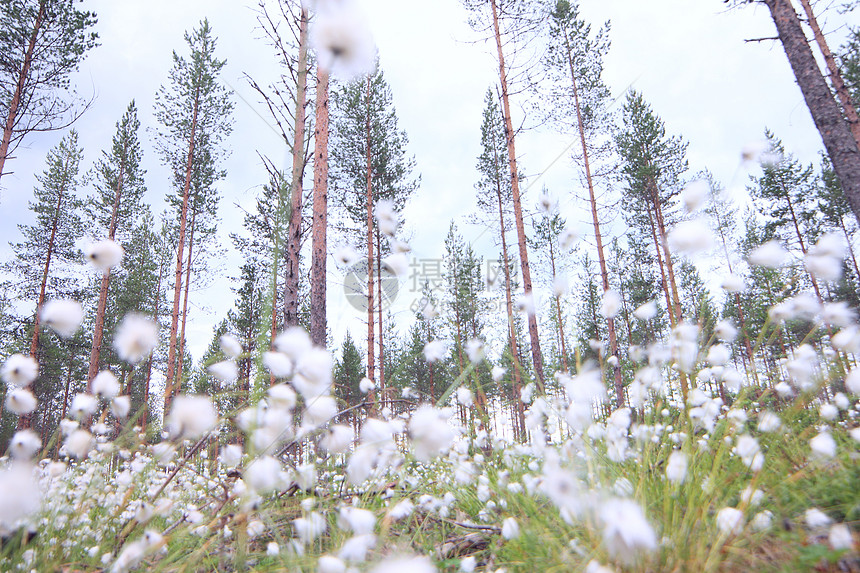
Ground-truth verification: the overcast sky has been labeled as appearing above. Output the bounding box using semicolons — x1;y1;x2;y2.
1;0;855;363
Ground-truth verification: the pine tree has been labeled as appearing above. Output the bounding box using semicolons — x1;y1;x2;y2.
6;130;84;429
85;101;146;389
330;65;417;384
615;90;689;400
0;0;98;183
462;0;545;387
545;0;621;402
751;131;823;297
154;19;233;410
473;88;527;394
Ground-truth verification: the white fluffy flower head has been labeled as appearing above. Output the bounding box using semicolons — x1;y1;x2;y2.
41;299;84;338
84;239;124;271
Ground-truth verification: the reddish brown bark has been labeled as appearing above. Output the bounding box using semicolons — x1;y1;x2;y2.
309;68;330;347
175;207;198;391
561;24;624;407
762;0;860;226
86;158;126;390
795;0;860;147
365;76;376;382
164;86;200;412
0;3;44;181
489;0;544;389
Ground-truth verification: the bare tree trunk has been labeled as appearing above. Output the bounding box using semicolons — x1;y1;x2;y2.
562;25;623;407
165;87;200;412
0;2;44;182
142;254;166;436
365;76;375;381
489;0;544;388
284;8;310;328
795;0;860;146
762;0;860;226
87;159;126;390
310;67;329;346
494;171;526;437
175;207;198;392
376;230;384;392
548;239;569;372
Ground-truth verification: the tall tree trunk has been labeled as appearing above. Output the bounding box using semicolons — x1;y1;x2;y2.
284;8;310;328
175;207;198;392
29;190;65;358
142;256;165;436
309;67;330;346
489;0;544;388
494;167;525;436
648;178;690;401
164;86;200;412
795;0;860;146
0;2;44;182
548;239;569;372
562;25;623;407
87;159;126;390
365;76;375;381
376;230;384;393
762;0;860;226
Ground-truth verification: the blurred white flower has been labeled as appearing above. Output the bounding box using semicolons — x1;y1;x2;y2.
757;411;781;433
207;360;238;384
334;245;360;266
748;241;788;268
810;430;836;460
382;252;409;277
10;429;41;459
681;179;710;212
219;334;242;359
456;387;473;407
375;199;399;237
263;351;294;378
165;395;218;440
70;393;98;420
829;523;855;551
465;338;484;364
320;424;354;453
409;405;456;462
536;192;556;213
304;395;338;427
721;274;744;293
5;388;37;415
339;533;376;562
600;289;621;319
599;498;657;564
819;403;838;421
560;227;579;250
64;429;94;459
319;555;346;573
91;370;120;399
114;314;158;363
370;556;435;573
220;444;243;468
714;319;738;342
1;354;38;387
502;517;520;539
84;239;124;271
707;344;730;366
667;219;714;255
41;299;83;338
516;292;536;315
274;327;313;360
310;0;376;81
491;366;506;382
294;512;327;544
716;507;744;535
665;451;687;484
805;507;833;529
111;395;131;419
359;377;375;394
633;301;657;321
423;340;447;363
